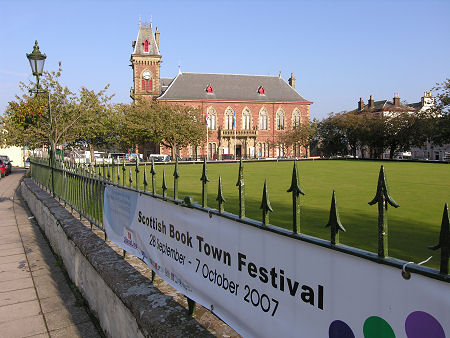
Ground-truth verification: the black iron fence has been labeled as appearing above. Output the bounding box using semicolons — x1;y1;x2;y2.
30;157;449;290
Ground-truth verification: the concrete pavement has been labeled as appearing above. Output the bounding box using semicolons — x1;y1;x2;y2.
0;169;103;337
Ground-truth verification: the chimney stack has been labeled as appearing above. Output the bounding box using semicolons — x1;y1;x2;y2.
358;97;364;110
155;26;160;49
368;95;375;109
393;93;400;107
288;73;296;88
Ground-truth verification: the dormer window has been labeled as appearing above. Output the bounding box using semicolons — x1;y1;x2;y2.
258;86;265;95
206;84;213;93
143;39;149;53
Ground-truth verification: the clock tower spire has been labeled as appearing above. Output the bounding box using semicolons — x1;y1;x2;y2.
130;20;161;101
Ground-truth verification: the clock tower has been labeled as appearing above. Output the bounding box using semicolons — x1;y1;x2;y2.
130;20;161;101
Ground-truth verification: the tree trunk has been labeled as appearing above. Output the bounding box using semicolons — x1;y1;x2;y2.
89;144;95;163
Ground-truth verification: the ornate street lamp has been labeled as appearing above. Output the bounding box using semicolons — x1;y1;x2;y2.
26;40;55;195
27;40;47;91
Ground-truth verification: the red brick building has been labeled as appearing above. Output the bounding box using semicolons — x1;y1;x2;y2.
130;21;312;160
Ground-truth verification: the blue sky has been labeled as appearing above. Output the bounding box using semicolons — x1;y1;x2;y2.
1;0;449;119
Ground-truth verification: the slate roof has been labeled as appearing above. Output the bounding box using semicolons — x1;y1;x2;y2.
132;23;160;56
158;72;310;102
160;77;174;93
407;102;422;110
349;99;416;114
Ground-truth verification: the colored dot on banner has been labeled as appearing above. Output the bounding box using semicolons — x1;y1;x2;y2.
405;311;445;338
329;320;355;338
363;316;396;338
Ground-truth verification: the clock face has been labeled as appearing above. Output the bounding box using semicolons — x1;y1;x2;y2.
143;71;151;80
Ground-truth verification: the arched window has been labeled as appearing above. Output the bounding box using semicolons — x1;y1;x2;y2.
292;110;301;128
208;143;217;159
242;108;251;130
225;108;233;130
276;143;285;157
144;39;149;53
259;109;268;130
258;142;269;157
207;107;216;130
276;110;285;130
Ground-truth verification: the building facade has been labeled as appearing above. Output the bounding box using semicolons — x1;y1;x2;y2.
349;92;450;160
130;21;312;160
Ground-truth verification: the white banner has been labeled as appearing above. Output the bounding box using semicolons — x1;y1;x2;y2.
104;185;449;338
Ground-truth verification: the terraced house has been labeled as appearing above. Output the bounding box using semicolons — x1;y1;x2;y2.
130;21;312;160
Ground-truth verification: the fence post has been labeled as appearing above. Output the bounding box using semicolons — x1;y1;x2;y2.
135;159;140;191
236;159;245;218
325;190;346;245
260;179;273;225
173;157;180;200
287;160;304;234
429;203;449;274
368;165;399;258
216;176;226;213
201;158;209;207
151;157;156;196
162;169;167;199
143;164;148;192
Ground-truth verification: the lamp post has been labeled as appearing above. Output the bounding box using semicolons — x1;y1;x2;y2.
27;40;55;196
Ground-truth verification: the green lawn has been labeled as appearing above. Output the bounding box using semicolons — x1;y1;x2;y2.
117;160;450;270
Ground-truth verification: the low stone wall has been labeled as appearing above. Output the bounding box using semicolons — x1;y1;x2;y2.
20;178;213;338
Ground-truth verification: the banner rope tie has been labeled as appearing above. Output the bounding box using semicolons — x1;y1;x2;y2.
402;256;433;279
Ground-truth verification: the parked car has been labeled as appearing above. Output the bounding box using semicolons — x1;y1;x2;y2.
25;157;31;169
0;159;5;178
222;154;235;161
0;155;12;175
148;154;171;162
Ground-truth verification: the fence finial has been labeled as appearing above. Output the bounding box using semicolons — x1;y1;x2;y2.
111;158;115;183
429;203;449;274
129;168;133;188
116;159;120;183
151;157;156;195
135;158;140;190
173;157;180;200
162;169;167;198
368;165;399;258
216;176;226;213
236;159;245;218
326;190;346;245
287;160;305;234
260;179;273;225
122;160;126;186
201;158;209;207
143;164;148;192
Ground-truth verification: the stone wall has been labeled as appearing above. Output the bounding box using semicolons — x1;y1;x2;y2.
20;178;214;338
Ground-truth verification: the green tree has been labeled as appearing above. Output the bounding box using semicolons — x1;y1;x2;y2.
121;99;206;158
430;79;450;145
72;86;116;162
276;121;312;157
316;114;348;157
2;64;83;152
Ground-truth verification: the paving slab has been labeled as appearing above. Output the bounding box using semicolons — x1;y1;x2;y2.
0;299;42;323
0;171;104;337
0;287;37;307
0;315;47;337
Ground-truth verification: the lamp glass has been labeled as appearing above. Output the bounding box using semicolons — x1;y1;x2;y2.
26;41;46;75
